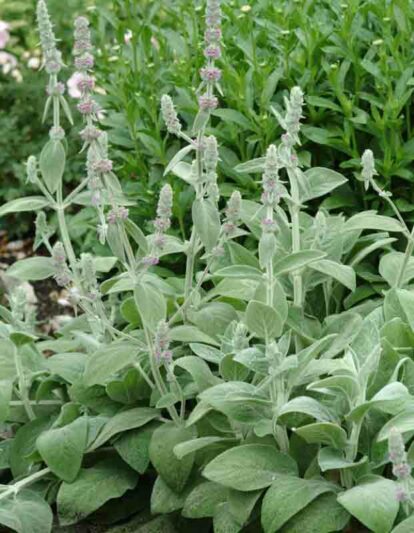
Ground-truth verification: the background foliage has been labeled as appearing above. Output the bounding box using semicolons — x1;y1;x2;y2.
3;0;414;235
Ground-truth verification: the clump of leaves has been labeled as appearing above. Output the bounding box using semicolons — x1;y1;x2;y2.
2;1;414;532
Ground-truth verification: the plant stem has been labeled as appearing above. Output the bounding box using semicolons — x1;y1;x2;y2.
288;168;303;307
396;226;414;288
265;205;274;306
143;326;180;425
184;229;197;301
14;348;35;421
0;468;51;502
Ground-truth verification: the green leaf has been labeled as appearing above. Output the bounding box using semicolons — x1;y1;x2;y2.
190;343;223;364
279;397;336;423
93;256;118;272
0;380;12;423
149;422;196;492
0;489;53;533
380;252;414;287
261;475;335;532
294;422;347;449
345;213;404;233
199;382;272;423
259;232;277;268
306;96;342;112
7;257;55;281
0;339;17;381
302;167;347;201
213;264;263;280
36;417;88;482
309;259;356;291
174;356;221;392
213;108;251;129
234;157;266;174
377;407;414;441
83;341;138;386
273;250;326;277
46;352;86;383
203;444;297;491
90;407;159;450
134;282;166;331
192;198;221;251
280;493;350;533
0;197;50;217
183;481;228;518
10;417;51;477
57;459;138;525
318;447;367;472
348;382;411;423
397;289;414;330
164;144;194;176
337;476;399;533
113;425;154;474
213;502;243;533
392;514;414;532
174;436;232;460
170;325;219;346
228;489;262;528
39;139;66;193
245;300;283;339
151;475;188;514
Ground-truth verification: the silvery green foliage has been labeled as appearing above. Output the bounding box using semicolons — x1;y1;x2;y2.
1;1;414;532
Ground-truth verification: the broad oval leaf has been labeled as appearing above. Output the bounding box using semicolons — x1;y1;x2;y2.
0;489;53;533
202;444;298;491
0;196;50;216
337;475;399;533
149;422;196;493
245;300;284;339
273;250;326;277
7;257;55;281
192;197;221;251
134;282;166;331
36;417;88;483
262;475;336;533
39;139;66;193
302;167;347;201
345;213;404;233
83;341;138;386
57;459;137;526
90;407;159;450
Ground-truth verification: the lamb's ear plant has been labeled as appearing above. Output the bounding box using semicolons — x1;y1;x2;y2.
1;1;414;532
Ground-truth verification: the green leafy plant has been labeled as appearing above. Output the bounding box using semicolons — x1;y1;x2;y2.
91;0;414;228
2;1;414;532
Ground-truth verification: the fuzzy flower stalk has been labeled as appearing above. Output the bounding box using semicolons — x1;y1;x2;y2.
260;145;279;305
388;428;414;510
71;16;129;246
36;0;72;131
198;0;222;112
142;184;173;267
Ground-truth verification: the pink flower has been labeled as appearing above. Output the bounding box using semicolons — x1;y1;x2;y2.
124;30;132;44
0;21;10;50
0;51;17;75
67;72;84;98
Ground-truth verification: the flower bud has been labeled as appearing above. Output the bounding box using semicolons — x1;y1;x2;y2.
36;0;62;74
225;190;242;225
26;155;38;184
161;95;181;135
154;320;173;364
198;93;218;111
49;126;65;141
361;149;377;190
204;135;218;174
